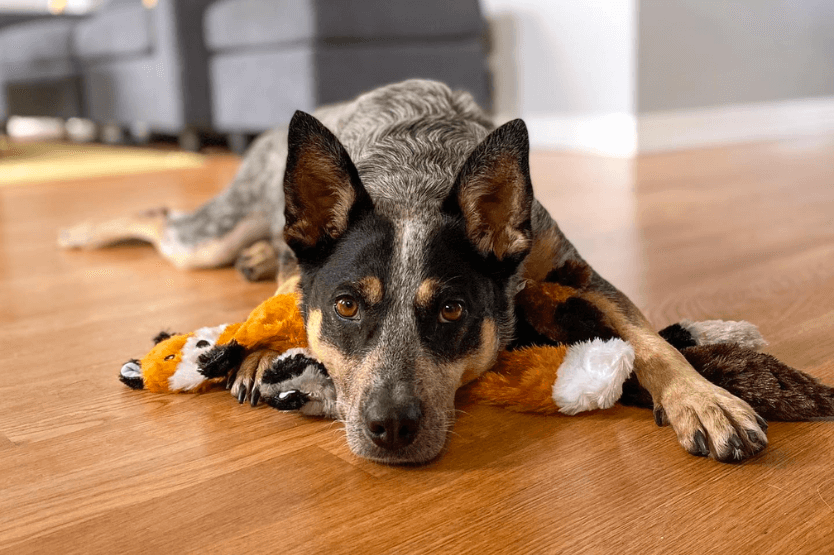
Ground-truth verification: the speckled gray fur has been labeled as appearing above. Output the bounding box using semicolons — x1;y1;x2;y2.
166;126;288;248
163;80;580;281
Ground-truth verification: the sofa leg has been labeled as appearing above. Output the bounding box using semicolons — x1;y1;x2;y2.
226;133;250;155
66;118;97;143
129;121;152;145
178;129;202;152
100;123;126;145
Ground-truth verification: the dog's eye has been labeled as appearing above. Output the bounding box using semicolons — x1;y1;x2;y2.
164;354;176;361
439;301;464;323
335;295;360;319
196;340;210;348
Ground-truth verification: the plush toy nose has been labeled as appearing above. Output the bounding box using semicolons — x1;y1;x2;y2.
363;394;422;452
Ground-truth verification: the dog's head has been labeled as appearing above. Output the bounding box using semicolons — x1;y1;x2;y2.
282;111;534;463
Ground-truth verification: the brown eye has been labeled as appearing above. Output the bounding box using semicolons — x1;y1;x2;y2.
164;354;176;361
439;301;464;323
335;296;359;319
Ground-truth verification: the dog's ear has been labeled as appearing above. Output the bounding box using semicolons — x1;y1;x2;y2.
443;119;534;261
283;111;372;255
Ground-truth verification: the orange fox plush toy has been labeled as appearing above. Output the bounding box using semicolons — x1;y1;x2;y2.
120;284;834;421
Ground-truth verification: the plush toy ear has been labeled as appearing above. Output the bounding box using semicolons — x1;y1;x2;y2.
152;331;178;345
443;119;534;261
283;111;373;258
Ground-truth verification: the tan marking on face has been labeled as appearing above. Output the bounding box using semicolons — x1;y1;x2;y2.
458;319;499;386
306;308;380;418
415;278;440;308
306;309;350;380
357;276;383;305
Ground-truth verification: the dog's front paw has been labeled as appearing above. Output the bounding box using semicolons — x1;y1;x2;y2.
656;379;768;462
229;349;281;406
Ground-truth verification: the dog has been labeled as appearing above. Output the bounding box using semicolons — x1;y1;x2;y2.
62;79;768;464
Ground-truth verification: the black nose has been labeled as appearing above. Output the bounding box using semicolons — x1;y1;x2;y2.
363;396;422;452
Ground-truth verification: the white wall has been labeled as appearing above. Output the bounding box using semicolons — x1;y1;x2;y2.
482;0;834;155
636;0;834;152
481;0;637;155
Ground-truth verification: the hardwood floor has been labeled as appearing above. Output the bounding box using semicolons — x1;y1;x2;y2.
1;137;833;554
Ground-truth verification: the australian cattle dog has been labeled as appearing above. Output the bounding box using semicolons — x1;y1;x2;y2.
62;79;768;464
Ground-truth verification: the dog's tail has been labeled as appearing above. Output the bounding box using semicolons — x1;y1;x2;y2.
620;321;834;421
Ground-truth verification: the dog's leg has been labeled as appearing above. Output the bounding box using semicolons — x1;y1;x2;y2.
228;349;281;407
524;202;767;461
59;127;289;272
233;197;299;283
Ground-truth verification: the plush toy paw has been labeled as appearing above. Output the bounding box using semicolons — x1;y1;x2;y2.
119;359;144;390
259;349;337;418
198;340;246;379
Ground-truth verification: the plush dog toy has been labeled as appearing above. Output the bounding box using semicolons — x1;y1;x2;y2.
120;283;834;422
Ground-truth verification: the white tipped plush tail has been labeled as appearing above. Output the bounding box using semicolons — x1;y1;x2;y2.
552;338;635;415
680;319;767;350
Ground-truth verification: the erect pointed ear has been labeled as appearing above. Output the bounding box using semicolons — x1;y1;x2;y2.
443;119;534;261
283;111;372;255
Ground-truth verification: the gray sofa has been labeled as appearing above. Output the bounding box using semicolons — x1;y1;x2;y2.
0;15;84;124
0;0;214;146
2;0;491;150
72;0;214;144
204;0;491;141
0;13;42;124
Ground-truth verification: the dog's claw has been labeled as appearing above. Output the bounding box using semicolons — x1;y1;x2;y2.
721;435;746;462
238;387;247;404
250;388;260;407
653;405;667;427
756;415;768;433
692;430;709;457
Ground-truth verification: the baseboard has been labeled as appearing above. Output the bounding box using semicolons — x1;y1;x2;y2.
637;96;834;152
518;112;637;157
